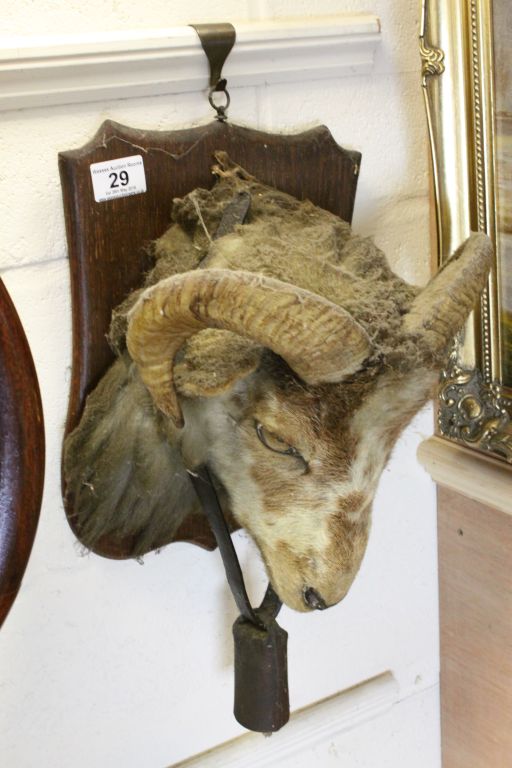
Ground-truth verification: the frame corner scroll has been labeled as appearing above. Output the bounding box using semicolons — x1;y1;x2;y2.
419;0;445;84
438;347;512;461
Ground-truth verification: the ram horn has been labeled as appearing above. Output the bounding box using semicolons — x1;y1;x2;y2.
126;269;371;427
403;232;493;355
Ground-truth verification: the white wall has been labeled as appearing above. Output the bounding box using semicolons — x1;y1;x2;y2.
0;2;440;767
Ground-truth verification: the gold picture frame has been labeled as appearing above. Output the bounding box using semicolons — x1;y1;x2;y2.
420;0;512;462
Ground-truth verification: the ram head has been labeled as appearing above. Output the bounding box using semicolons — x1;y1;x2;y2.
64;153;492;612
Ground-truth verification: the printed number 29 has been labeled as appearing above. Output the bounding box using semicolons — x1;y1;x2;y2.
109;171;129;188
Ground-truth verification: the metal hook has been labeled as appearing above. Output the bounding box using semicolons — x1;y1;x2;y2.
190;23;236;121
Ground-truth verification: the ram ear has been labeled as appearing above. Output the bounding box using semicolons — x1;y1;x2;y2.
403;232;493;356
63;355;198;555
174;330;262;398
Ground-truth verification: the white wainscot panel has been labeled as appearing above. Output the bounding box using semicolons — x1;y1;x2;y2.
171;675;440;768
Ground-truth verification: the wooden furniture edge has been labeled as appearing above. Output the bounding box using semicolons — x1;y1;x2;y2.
417;436;512;516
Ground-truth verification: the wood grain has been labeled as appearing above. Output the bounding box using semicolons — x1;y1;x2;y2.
438;486;512;767
0;279;45;628
59;119;361;558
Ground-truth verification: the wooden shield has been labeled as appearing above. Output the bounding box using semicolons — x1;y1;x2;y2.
59;119;361;558
0;279;45;627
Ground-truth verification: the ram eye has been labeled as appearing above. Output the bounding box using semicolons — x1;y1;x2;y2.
255;422;303;459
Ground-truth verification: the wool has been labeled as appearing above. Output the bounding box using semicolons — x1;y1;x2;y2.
107;153;425;393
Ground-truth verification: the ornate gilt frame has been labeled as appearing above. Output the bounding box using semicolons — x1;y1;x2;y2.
420;0;512;461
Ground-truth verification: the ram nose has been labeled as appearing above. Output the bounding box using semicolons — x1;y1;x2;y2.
303;587;328;611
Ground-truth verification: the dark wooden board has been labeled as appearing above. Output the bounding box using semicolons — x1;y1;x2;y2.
0;279;45;628
60;119;361;558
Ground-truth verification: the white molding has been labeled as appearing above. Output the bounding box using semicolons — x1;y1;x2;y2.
0;16;381;112
170;673;397;768
417;436;512;516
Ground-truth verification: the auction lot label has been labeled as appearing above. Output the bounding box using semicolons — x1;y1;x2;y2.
90;155;147;202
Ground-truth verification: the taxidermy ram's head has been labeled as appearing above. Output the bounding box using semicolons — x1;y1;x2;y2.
64;153;492;612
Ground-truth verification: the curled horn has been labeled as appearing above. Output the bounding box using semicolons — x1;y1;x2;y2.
403;232;493;354
126;269;371;427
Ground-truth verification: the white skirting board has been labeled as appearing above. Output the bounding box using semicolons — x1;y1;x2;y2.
0;16;381;112
170;673;398;768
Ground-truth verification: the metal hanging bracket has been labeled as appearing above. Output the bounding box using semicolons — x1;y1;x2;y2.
190;23;236;121
188;465;289;733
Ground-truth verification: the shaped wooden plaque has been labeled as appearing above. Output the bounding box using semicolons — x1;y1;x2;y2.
60;119;361;558
0;279;45;628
